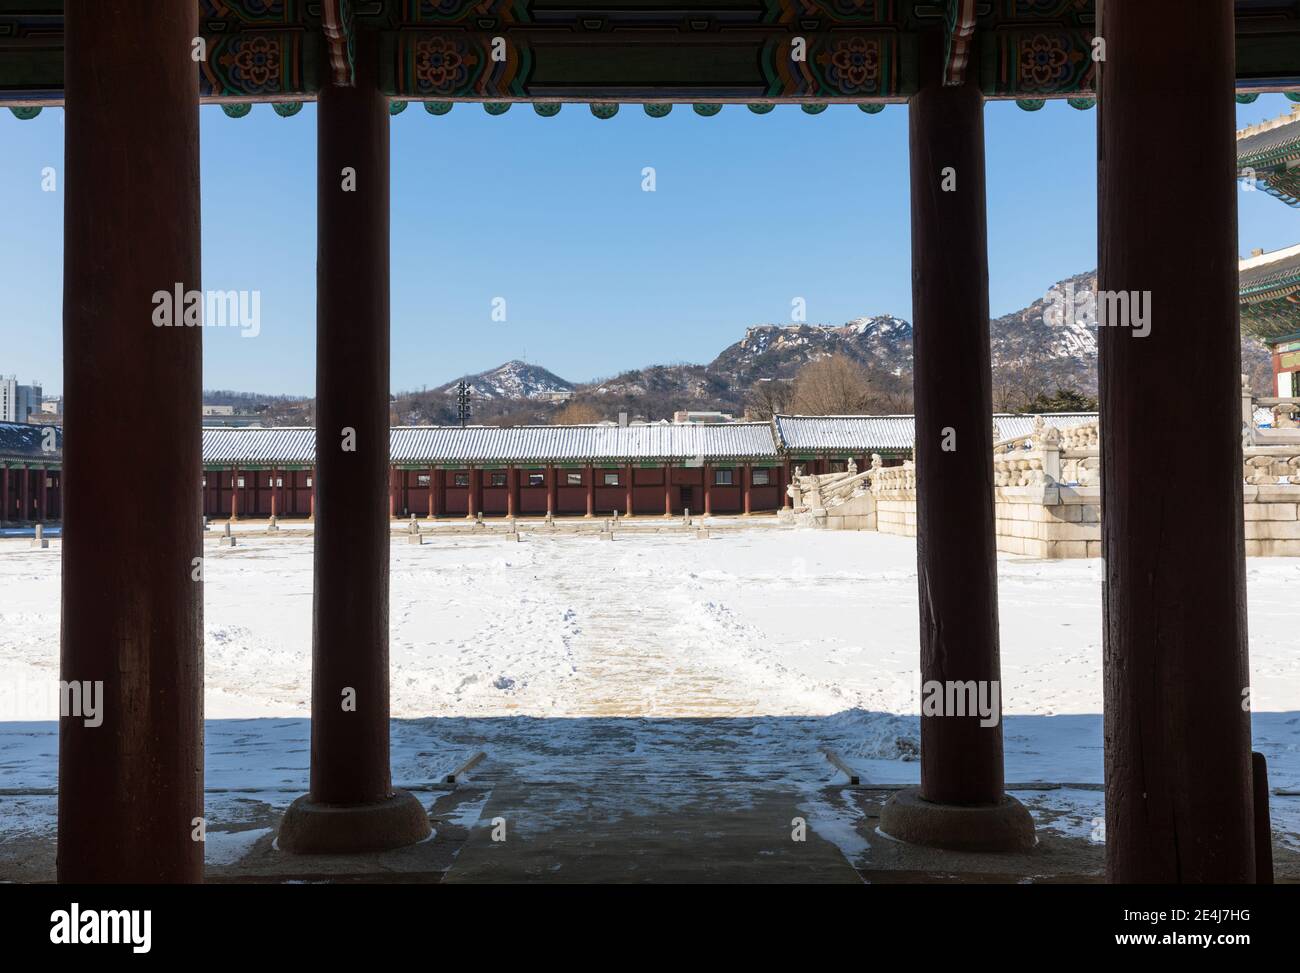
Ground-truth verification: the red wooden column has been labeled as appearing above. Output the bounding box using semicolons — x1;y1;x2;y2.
506;466;517;518
465;467;478;519
278;30;428;854
1099;0;1253;883
230;467;241;521
1;465;8;525
663;463;673;516
388;468;398;519
59;1;203;883
35;467;44;523
545;464;556;517
425;468;434;519
879;34;1031;852
624;463;634;517
585;463;594;517
703;463;712;516
19;465;30;521
783;460;792;508
270;467;279;519
743;463;752;515
308;468;316;520
433;469;444;518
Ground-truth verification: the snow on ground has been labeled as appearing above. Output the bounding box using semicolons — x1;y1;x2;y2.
1;524;1298;857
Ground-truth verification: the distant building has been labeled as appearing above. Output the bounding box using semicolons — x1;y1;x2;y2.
202;404;236;416
41;398;62;415
673;410;734;424
0;376;43;423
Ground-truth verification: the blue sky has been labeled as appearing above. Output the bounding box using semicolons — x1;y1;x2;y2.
2;95;1298;398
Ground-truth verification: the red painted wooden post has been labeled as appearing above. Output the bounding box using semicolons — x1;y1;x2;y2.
59;0;203;882
1;465;8;525
466;467;477;519
1100;0;1253;883
426;467;434;519
585;463;594;517
278;29;427;854
910;34;1004;808
703;463;712;516
35;467;44;524
308;468;316;520
783;460;792;508
230;467;240;521
433;469;443;518
743;463;752;515
19;465;29;521
546;463;556;516
663;463;672;516
270;467;279;518
506;466;517;518
388;467;398;519
625;463;634;517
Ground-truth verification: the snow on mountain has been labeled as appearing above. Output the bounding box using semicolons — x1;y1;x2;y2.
435;360;575;400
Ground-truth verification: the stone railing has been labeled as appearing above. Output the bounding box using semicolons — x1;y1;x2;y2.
785;410;1300;558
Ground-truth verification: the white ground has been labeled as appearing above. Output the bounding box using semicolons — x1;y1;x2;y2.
1;522;1297;860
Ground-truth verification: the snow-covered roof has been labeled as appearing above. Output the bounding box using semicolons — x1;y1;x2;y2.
771;413;1098;453
201;422;779;466
0;420;61;462
388;423;779;463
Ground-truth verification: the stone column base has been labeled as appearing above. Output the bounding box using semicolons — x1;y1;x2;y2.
879;787;1035;853
278;789;431;854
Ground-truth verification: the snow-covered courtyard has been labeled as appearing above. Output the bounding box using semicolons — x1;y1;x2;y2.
1;521;1297;879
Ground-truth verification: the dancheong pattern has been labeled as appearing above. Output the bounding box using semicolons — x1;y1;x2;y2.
763;33;898;98
394;32;522;98
200;33;304;97
199;0;301;24
995;29;1094;96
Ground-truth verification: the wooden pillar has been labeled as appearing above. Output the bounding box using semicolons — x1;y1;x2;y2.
1;465;8;525
1099;0;1252;883
506;466;517;518
466;467;477;519
663;463;672;516
308;468;316;521
279;29;427;853
783;460;792;508
35;467;44;523
703;463;712;516
743;463;752;515
426;468;435;519
546;464;556;516
909;37;1003;808
19;465;30;521
433;469;444;518
389;467;398;519
584;463;594;517
624;463;634;517
59;1;203;882
230;467;240;521
270;467;279;518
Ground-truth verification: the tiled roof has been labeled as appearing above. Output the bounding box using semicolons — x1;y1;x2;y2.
0;421;61;462
389;423;779;463
201;423;780;466
1239;243;1300;299
1237;110;1300;168
772;413;1098;452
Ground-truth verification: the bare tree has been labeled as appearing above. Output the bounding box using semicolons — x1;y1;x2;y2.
789;354;873;415
744;378;793;420
553;399;604;424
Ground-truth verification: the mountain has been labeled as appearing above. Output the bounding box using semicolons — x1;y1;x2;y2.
434;360;576;400
707;316;913;386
